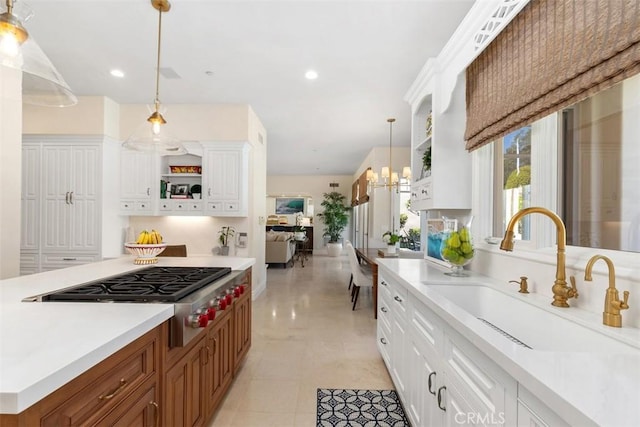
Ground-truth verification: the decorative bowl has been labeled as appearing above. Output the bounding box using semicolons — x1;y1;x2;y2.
124;243;168;265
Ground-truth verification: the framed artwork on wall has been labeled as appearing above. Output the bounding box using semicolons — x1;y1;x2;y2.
275;197;304;214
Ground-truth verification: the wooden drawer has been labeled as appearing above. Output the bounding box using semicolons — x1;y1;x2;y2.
93;377;159;427
18;327;161;427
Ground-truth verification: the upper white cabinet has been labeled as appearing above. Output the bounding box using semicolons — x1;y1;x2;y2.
119;141;249;217
408;73;471;211
119;150;156;215
203;142;249;217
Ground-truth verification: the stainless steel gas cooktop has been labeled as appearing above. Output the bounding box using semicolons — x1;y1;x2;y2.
39;266;232;303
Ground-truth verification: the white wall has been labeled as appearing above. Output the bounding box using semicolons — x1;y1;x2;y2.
0;67;22;279
267;175;353;251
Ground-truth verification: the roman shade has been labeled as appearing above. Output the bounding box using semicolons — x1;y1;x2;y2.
465;0;640;151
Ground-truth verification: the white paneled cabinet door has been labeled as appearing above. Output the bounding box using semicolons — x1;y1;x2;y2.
41;145;100;253
120;150;155;205
42;145;73;252
203;142;249;217
69;146;100;251
21;144;40;251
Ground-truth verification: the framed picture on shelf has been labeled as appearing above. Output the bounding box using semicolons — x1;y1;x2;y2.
173;184;189;195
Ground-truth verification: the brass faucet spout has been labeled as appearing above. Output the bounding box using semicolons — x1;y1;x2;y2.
584;255;616;288
500;207;576;307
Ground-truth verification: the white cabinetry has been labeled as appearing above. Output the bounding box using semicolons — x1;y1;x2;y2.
120;151;156;215
21;136;118;274
203;142;249;217
378;273;518;426
119;142;249;217
408;71;471;211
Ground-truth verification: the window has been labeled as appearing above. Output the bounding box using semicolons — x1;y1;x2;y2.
492;126;532;240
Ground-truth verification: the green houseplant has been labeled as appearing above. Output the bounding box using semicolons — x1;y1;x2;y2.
317;191;350;256
383;230;401;254
218;226;235;256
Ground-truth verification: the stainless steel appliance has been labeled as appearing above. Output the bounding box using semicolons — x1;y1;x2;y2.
24;266;249;347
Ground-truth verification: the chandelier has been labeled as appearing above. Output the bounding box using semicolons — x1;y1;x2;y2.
122;0;185;155
366;118;411;192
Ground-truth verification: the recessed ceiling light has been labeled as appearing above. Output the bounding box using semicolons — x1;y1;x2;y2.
110;69;124;78
305;70;318;80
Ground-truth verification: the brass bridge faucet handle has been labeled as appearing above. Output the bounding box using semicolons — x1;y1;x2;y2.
509;276;529;294
569;276;578;299
613;291;630;310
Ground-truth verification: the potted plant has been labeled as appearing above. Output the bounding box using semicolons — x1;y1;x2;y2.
421;146;432;179
218;226;235;256
383;231;401;254
317;191;350;257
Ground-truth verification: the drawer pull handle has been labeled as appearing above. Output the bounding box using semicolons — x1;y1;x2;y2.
394;296;403;303
65;192;70;204
381;281;388;286
149;401;159;427
62;257;77;261
147;187;151;196
380;307;388;313
428;372;436;395
69;192;74;204
437;386;446;411
205;346;212;364
380;337;387;345
99;378;127;400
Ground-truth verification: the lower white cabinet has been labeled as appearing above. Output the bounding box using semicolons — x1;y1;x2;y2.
378;273;523;427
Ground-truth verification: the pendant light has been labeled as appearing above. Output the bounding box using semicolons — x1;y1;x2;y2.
122;0;185;155
0;0;77;106
366;118;411;192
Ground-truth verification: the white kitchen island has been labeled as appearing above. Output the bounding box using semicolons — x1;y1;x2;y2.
0;256;254;415
376;258;640;427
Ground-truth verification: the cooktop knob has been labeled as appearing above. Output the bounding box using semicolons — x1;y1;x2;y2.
187;313;208;328
206;307;216;321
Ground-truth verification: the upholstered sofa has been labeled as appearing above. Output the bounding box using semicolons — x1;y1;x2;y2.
265;231;295;267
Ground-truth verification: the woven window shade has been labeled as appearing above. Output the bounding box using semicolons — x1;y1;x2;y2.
358;172;369;204
351;181;358;206
465;0;640;151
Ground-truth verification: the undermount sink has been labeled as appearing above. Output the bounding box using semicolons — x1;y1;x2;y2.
426;283;639;353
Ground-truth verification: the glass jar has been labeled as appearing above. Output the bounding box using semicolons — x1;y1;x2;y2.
440;215;474;276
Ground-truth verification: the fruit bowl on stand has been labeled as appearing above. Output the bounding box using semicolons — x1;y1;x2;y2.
124;243;168;265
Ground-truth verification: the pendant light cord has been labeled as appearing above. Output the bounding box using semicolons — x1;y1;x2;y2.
154;5;163;112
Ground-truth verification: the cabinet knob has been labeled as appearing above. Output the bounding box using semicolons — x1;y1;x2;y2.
381;280;388;287
380;306;388;313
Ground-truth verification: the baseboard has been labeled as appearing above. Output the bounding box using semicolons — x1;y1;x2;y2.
252;264;268;299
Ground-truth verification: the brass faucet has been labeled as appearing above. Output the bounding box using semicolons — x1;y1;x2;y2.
584;255;630;328
500;207;578;307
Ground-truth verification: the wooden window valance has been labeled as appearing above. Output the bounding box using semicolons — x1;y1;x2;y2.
465;0;640;151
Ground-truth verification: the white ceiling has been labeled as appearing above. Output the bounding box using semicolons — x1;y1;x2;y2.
23;0;474;175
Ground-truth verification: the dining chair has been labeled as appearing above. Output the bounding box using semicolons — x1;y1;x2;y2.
158;244;187;257
345;242;373;310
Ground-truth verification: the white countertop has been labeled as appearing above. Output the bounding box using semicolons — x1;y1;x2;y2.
0;256;255;414
377;258;640;427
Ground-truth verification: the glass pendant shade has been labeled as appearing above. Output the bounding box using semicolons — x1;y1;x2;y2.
122;0;185;156
122;108;186;155
0;0;77;107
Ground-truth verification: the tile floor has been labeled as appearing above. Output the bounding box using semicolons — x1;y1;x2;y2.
208;253;393;426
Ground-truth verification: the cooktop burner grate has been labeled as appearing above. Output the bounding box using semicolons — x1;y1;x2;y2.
43;266;232;303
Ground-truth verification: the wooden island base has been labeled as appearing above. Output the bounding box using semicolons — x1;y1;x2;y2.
1;268;252;427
